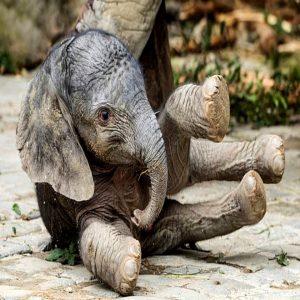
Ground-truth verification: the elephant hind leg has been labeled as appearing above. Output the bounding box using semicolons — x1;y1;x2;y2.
141;170;266;256
36;183;77;248
189;134;285;184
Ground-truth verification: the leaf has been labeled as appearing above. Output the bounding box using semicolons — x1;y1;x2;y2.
12;226;17;235
46;242;78;266
278;94;288;110
245;94;257;103
46;248;65;262
273;94;279;107
245;81;254;94
67;254;75;266
275;250;290;266
12;203;21;216
220;21;226;36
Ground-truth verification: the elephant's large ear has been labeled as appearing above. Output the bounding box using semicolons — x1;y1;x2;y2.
16;68;94;201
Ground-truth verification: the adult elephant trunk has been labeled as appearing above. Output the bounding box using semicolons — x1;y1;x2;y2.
132;110;168;230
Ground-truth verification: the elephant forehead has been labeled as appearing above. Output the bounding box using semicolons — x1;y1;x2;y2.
89;74;146;109
65;31;144;92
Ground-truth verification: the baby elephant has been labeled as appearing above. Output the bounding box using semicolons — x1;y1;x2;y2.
16;29;285;295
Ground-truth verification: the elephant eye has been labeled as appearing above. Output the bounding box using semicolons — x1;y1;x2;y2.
98;109;111;125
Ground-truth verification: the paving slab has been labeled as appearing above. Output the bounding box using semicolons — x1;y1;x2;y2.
0;74;299;299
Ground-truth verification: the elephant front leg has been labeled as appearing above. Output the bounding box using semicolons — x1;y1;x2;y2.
189;134;285;184
142;170;266;255
159;75;230;194
79;218;141;296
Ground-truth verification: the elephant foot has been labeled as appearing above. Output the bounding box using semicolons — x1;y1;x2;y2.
79;221;141;296
164;75;229;142
238;170;266;225
141;170;267;255
117;241;141;295
201;75;230;142
254;135;285;183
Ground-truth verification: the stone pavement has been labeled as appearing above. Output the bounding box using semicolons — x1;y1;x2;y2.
0;74;300;300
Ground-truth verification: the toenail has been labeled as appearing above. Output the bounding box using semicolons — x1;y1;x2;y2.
273;156;284;175
129;244;140;257
205;78;217;95
124;259;137;279
245;175;256;193
272;136;283;148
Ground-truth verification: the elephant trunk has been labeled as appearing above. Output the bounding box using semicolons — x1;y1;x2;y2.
132;111;168;230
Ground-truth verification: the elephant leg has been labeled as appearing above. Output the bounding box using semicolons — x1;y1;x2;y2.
189;135;285;184
142;170;266;255
159;75;230;194
36;183;77;248
79;218;141;296
161;75;230;142
139;0;174;111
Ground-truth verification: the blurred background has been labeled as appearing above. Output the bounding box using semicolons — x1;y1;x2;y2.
0;0;299;128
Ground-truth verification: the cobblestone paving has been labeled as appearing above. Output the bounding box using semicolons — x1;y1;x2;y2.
0;75;300;299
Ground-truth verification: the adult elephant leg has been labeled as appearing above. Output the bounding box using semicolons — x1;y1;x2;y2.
189;135;285;184
76;0;162;59
139;0;174;111
79;218;141;296
159;75;230;194
142;171;266;255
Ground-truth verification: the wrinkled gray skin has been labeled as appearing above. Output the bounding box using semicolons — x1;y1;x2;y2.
17;30;285;296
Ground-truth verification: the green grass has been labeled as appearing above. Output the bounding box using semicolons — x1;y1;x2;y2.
0;51;16;73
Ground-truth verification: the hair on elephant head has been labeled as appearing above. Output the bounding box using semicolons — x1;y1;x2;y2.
16;29;168;229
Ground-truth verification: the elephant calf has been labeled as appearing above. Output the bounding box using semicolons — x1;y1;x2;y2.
16;29;285;295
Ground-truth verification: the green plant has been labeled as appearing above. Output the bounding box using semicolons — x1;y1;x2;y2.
275;249;289;266
0;51;16;73
202;19;213;52
12;203;21;216
12;226;17;235
173;56;299;127
46;242;79;266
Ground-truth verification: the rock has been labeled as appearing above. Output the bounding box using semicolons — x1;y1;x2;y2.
60;265;94;284
153;286;205;299
0;219;43;239
38;277;75;290
0;285;33;299
2;256;61;274
0;0;85;72
0;240;32;258
81;283;119;298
